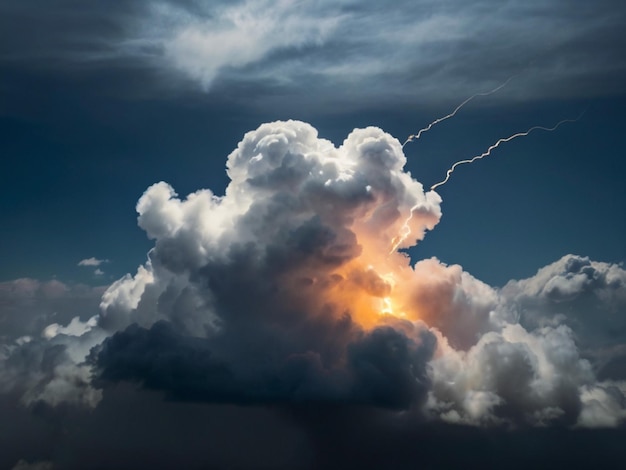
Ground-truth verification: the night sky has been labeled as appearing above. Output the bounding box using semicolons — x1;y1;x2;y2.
1;1;626;469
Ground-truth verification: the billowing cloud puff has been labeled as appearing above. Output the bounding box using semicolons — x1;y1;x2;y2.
162;0;339;88
1;121;625;433
502;255;626;348
0;279;106;408
421;255;626;427
495;255;626;394
428;323;594;426
96;120;441;408
99;121;441;334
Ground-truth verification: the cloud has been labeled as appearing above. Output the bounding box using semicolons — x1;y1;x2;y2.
0;300;105;409
0;279;106;408
501;255;626;381
0;278;105;341
1;120;626;465
94;120;440;410
1;0;625;107
162;0;340;88
1;119;626;467
77;257;108;267
11;460;54;470
99;120;440;333
423;254;626;427
0;328;104;408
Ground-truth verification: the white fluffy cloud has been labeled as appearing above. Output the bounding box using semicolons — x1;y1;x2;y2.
100;120;440;333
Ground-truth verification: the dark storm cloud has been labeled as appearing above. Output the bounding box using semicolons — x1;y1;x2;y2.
1;0;625;113
94;321;435;409
2;120;626;430
1;116;626;467
88;120;444;417
90;120;626;428
0;385;312;470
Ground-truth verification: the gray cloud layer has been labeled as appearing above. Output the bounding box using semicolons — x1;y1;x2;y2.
1;0;625;110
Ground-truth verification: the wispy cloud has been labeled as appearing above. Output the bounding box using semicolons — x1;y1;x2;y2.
161;0;340;89
78;257;108;267
1;0;625;106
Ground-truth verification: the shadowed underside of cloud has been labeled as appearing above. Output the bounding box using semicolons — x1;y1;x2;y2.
95;321;435;409
0;120;625;466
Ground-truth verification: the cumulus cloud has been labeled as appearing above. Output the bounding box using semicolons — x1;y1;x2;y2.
427;323;594;426
0;279;106;408
153;0;626;102
422;254;626;427
2;121;626;437
95;321;435;408
78;258;110;277
500;255;626;384
95;120;440;409
502;255;626;344
91;120;626;428
0;317;105;408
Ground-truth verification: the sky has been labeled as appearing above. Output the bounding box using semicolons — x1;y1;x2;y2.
1;1;626;469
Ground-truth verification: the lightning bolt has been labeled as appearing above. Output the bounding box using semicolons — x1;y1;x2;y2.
401;76;514;148
390;113;583;254
430;114;583;191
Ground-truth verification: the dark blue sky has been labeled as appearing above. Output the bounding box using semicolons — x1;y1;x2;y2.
2;2;626;469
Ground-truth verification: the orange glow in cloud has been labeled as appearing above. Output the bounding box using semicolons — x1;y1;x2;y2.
281;205;438;331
